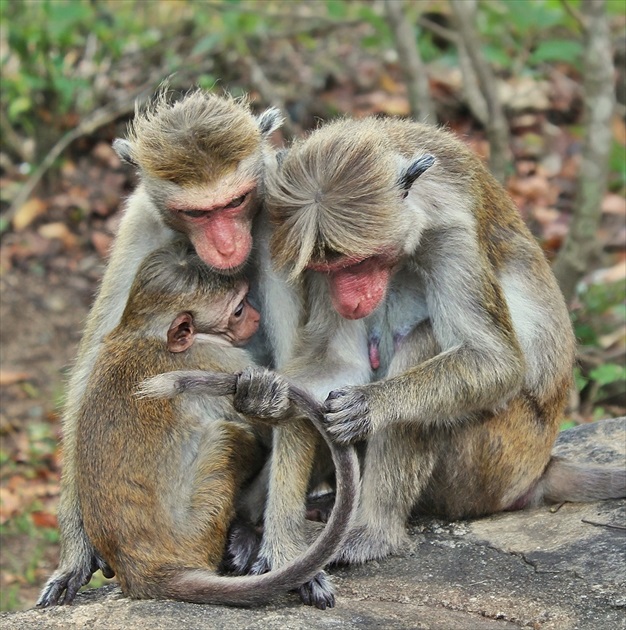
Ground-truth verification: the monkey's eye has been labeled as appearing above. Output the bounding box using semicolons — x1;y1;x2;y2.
225;194;247;209
181;210;209;218
233;300;245;318
401;191;409;200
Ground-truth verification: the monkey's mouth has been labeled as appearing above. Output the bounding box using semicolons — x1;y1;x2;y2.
326;256;393;320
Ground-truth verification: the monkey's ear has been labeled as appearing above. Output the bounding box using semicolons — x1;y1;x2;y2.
167;313;195;353
112;139;138;166
398;154;436;192
256;107;284;136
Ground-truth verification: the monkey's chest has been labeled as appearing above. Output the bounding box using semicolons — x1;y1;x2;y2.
366;270;428;379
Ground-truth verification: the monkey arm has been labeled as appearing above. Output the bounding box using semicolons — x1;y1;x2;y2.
326;342;525;444
325;254;526;445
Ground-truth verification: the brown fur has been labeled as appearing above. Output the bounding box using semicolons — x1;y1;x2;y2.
127;90;261;186
75;240;263;598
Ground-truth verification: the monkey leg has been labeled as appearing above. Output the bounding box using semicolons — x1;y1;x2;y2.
335;424;436;565
37;460;113;607
416;399;559;519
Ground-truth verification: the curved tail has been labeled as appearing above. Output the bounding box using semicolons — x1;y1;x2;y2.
141;370;360;606
531;455;626;505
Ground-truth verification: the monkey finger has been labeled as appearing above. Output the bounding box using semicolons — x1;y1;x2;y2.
234;367;291;420
61;575;86;605
36;576;67;607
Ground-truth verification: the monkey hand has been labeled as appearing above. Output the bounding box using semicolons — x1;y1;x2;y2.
233;366;292;423
324;387;373;444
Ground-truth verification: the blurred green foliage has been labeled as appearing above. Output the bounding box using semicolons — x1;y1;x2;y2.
572;279;626;419
1;0;595;145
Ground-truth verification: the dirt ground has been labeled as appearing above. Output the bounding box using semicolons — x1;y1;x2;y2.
0;252;106;608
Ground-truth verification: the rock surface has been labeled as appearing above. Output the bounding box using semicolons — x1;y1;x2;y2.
3;418;625;630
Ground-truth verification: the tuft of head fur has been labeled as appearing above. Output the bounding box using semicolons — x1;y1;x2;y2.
126;89;262;186
266;118;407;276
121;238;244;323
266;117;488;277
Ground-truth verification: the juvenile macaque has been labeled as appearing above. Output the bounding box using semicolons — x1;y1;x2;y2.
38;90;287;606
73;240;358;607
236;117;626;568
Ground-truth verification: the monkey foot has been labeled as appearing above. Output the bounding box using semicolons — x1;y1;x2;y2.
298;571;335;610
249;554;271;576
221;519;261;575
306;491;335;523
333;525;409;565
37;553;114;607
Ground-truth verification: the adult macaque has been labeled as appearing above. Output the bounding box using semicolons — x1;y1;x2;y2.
38;90;286;606
236;117;626;568
73;241;358;608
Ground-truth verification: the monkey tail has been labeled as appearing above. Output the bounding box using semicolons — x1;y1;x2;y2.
136;370;237;398
145;372;360;606
531;456;626;505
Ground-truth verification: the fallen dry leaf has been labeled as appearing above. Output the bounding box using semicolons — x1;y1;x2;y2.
31;510;58;528
12;198;48;231
38;222;78;249
612;114;626;145
0;370;33;386
91;231;113;259
0;487;20;524
602;194;626;216
587;261;626;284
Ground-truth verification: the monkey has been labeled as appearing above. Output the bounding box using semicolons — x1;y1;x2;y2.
37;89;292;607
230;116;626;569
73;239;358;608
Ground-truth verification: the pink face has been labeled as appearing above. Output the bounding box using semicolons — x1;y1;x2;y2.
168;184;257;271
307;254;396;320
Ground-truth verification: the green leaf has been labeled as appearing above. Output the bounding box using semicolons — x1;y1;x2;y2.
589;363;626;388
482;43;515;69
191;33;222;56
326;0;348;19
8;96;32;121
197;74;217;90
573;367;588;392
529;40;582;64
560;419;577;431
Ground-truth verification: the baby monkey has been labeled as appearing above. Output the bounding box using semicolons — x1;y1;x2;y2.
75;239;358;608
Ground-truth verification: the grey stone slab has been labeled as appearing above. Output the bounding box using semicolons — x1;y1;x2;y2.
3;418;625;630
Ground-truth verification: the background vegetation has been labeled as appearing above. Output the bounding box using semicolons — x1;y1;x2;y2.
1;0;624;611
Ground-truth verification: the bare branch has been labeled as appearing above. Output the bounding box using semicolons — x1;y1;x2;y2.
417;16;458;45
552;0;615;302
240;54;299;139
0;112;32;163
385;0;436;123
6;83;155;224
559;0;588;31
449;0;510;183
